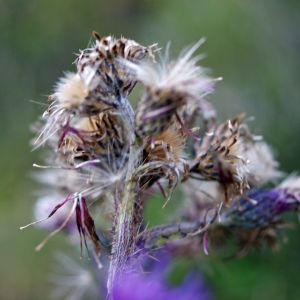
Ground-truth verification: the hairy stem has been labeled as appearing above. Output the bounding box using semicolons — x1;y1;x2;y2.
107;140;142;299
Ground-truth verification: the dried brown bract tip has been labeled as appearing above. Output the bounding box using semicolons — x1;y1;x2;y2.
76;195;102;259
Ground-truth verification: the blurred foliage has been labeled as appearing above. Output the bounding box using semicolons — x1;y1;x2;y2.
1;0;300;299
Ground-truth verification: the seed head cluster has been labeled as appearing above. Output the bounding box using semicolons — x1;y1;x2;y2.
23;32;300;299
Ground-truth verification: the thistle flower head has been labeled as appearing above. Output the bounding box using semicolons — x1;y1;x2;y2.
75;32;157;103
201;176;300;255
130;39;217;137
223;189;284;229
190;114;280;205
35;33;155;148
58;110;128;166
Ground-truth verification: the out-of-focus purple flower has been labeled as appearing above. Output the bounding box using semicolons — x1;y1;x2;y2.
223;182;300;230
112;252;212;300
202;176;300;255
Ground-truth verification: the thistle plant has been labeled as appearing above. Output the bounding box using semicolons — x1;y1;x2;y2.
22;32;300;299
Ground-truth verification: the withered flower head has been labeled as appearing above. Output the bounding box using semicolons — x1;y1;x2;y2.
35;33;155;148
130;39;217;138
58;110;127;166
75;32;157;109
191;114;266;205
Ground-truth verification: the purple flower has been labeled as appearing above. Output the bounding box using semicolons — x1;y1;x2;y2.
223;184;300;230
112;252;212;300
204;177;300;256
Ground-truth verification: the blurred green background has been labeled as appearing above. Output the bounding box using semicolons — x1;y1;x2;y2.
1;0;300;299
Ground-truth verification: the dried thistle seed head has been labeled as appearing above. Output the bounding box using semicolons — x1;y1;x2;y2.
35;32;157;149
48;70;115;117
131;39;215;138
59;110;127;165
191;114;251;205
137;119;189;196
191;114;247;180
34;70;114;148
75;32;157;105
